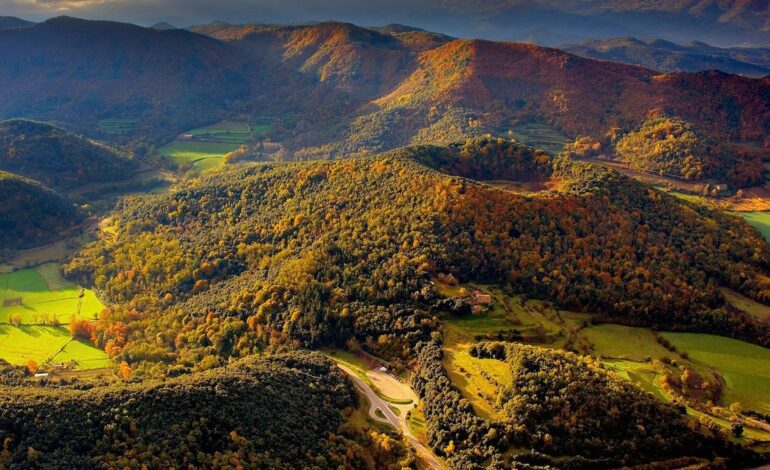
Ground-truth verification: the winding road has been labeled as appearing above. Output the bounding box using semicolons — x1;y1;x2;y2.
336;364;447;470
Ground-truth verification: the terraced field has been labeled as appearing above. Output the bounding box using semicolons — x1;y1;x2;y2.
97;118;139;135
507;122;569;155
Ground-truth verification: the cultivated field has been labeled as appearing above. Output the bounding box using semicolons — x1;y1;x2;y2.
0;325;109;370
0;263;103;324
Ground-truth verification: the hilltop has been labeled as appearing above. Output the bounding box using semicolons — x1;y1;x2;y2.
0;17;768;179
0;119;136;190
0;171;82;250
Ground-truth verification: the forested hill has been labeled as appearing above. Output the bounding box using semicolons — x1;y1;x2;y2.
65;139;770;379
0;171;82;250
0;352;413;468
0;119;136;190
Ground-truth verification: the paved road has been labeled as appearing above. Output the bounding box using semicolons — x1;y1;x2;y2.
337;364;447;470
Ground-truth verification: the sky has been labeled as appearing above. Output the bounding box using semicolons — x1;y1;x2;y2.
2;0;475;31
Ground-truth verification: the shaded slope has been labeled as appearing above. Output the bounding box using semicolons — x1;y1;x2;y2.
0;17;252;140
0;171;82;250
0;119;136;190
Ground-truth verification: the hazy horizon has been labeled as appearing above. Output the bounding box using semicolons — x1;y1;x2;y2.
5;0;770;46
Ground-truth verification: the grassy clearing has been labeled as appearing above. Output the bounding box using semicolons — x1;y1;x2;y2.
0;264;103;324
407;404;428;442
721;287;770;321
443;322;512;419
0;325;109;370
582;323;671;361
661;332;770;414
507;122;569;155
737;211;770;243
159;141;241;171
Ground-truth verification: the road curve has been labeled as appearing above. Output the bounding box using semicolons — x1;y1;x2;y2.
337;364;447;470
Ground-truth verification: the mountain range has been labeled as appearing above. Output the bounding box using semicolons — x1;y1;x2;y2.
0;16;768;164
562;37;770;76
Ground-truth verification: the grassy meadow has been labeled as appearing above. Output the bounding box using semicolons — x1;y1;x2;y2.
0;325;109;370
661;332;770;414
159;120;273;171
737;211;770;243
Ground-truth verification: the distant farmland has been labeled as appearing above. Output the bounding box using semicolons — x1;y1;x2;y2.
159;120;272;172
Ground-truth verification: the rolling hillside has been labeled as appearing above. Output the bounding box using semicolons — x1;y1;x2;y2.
0;119;136;190
65;139;770;373
0;171;82;250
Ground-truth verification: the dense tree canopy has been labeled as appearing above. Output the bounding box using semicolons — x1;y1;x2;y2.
0;171;82;250
0;352;414;469
64;139;770;379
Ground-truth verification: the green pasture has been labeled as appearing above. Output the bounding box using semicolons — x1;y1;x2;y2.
0;264;103;324
737;211;770;244
721;288;770;321
581;324;672;361
0;325;109;370
661;332;770;414
159;141;241;171
51;339;113;370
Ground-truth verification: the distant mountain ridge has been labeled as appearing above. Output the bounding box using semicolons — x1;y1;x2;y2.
435;0;770;46
0;17;34;31
0;17;768;176
562;37;770;76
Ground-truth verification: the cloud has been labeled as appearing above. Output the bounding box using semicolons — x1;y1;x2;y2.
9;0;117;12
